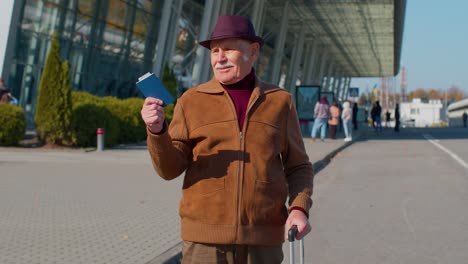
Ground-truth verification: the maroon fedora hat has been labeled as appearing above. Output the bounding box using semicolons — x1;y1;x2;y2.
199;15;264;49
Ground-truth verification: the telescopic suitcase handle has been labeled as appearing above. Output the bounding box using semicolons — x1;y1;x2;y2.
288;225;304;264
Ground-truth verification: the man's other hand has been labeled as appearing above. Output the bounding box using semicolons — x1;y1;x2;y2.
284;209;311;240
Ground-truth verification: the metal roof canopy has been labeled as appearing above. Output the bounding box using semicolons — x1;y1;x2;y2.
266;0;406;78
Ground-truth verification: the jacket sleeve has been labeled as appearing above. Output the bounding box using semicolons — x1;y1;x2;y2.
282;96;314;214
147;101;192;180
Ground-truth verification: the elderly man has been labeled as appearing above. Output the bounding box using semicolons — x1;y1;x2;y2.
141;15;313;263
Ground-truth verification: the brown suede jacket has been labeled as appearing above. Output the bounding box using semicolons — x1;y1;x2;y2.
147;77;314;245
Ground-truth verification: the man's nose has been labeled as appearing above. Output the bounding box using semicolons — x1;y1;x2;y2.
216;50;227;62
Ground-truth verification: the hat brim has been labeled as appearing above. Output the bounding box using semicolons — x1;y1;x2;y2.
199;36;264;49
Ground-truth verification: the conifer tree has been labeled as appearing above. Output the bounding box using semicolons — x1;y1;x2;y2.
35;32;72;144
60;60;73;142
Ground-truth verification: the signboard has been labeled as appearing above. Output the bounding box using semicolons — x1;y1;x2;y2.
296;85;320;120
349;87;359;98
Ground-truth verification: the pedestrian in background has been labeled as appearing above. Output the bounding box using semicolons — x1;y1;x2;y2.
140;15;313;264
462;111;467;128
310;95;330;142
352;102;358;130
385;110;391;128
394;103;400;132
328;101;340;139
371;101;382;133
342;101;353;141
0;78;6;90
0;79;18;105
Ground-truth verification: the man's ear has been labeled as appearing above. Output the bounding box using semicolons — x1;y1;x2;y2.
250;42;260;59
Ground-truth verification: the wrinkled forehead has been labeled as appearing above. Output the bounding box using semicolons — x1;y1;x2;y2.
210;38;251;50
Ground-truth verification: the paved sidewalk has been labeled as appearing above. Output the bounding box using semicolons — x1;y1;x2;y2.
0;128;367;264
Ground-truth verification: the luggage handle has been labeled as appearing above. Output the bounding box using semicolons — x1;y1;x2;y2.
288;225;304;264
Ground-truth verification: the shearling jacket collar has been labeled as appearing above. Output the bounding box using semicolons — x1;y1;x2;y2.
195;77;280;99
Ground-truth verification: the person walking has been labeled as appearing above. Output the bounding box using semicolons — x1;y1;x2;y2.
371;101;382;133
140;15;313;264
394;103;400;132
310;95;330;142
462;111;467;128
328;101;340;139
385;110;391;128
342;101;353;141
352;102;358;130
0;79;18;105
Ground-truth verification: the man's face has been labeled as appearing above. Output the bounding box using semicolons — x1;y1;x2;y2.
210;38;259;85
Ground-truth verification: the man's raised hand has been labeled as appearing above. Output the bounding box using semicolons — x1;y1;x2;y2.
141;97;165;134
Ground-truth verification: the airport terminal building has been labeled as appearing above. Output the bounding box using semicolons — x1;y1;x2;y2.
0;0;405;124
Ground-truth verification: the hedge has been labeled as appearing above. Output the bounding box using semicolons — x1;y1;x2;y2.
71;102;120;147
0;104;26;146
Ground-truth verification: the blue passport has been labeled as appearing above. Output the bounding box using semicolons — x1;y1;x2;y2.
136;72;175;106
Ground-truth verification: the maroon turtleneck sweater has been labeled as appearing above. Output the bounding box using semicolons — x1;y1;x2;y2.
221;69;255;130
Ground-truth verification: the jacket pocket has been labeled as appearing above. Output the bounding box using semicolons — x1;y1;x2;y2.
180;177;226;224
251;180;288;225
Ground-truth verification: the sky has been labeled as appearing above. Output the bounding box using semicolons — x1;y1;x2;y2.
351;0;468;96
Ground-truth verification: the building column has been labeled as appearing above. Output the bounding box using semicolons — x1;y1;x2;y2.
323;61;334;91
286;23;306;95
191;0;222;85
165;0;184;69
315;50;328;86
335;75;344;100
251;0;265;36
220;0;235;14
152;0;174;76
303;41;318;84
343;77;351;100
270;1;288;85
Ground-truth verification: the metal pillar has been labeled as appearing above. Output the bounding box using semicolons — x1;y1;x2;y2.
165;0;184;70
251;0;265;36
153;0;174;76
286;23;305;94
304;41;318;84
220;0;235;14
335;75;344;100
315;50;328;86
323;61;334;91
191;0;222;85
270;1;288;85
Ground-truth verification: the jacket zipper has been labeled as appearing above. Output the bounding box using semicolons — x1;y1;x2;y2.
222;91;243;241
235;94;259;242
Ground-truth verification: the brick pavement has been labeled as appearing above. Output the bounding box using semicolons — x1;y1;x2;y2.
0;127;366;264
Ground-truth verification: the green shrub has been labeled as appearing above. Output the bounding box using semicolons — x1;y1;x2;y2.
71;91;146;145
117;98;146;143
99;96;146;143
71;102;120;147
72;91;101;105
162;62;178;99
164;103;175;123
0;104;26;146
162;63;177;124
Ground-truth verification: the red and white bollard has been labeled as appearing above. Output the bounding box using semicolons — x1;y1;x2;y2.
97;128;105;151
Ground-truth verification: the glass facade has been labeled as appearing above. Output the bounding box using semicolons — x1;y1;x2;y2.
7;0;164;124
6;0;302;126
